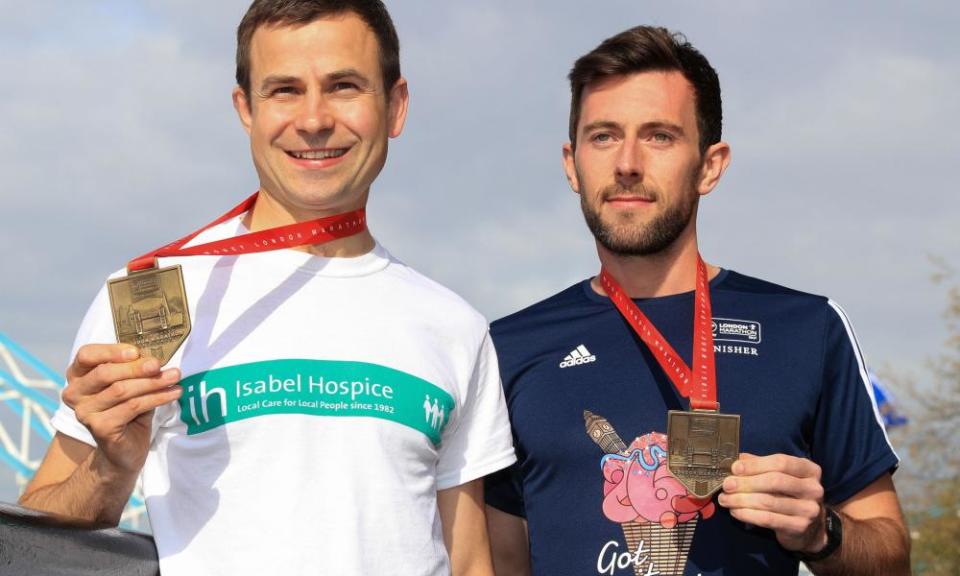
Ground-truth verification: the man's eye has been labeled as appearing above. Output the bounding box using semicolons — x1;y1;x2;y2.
652;132;673;143
271;86;297;96
591;133;613;143
333;81;359;91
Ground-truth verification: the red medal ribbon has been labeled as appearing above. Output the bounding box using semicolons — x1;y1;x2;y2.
127;192;367;272
599;256;718;411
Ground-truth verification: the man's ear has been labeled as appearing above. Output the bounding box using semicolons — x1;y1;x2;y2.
233;86;253;135
697;141;731;197
562;142;581;195
387;77;409;138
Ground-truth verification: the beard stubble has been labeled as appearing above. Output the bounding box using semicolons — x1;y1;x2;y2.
580;173;699;257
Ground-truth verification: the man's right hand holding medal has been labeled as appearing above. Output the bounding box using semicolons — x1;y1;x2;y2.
63;343;182;475
18;343;180;526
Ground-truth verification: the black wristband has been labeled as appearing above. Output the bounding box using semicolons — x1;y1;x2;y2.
792;506;843;563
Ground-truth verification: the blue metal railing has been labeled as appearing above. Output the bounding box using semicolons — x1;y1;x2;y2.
0;331;145;510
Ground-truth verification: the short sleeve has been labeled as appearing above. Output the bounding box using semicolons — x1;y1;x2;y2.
813;301;899;504
436;331;516;490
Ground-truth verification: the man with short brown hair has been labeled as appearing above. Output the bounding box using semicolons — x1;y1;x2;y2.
20;2;514;574
486;25;909;576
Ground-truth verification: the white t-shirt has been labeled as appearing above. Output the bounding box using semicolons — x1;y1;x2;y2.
52;216;516;576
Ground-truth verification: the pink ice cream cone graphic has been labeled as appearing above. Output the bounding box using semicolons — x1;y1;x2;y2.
585;412;714;576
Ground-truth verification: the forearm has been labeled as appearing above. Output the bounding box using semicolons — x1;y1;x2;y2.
446;516;496;576
452;559;495;576
19;449;138;527
809;511;910;576
487;505;531;576
439;480;496;576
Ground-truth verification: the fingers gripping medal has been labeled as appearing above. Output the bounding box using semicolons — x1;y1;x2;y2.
601;257;740;498
107;192;367;366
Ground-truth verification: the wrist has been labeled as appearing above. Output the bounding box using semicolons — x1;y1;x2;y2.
805;529;829;555
89;449;141;487
792;506;843;563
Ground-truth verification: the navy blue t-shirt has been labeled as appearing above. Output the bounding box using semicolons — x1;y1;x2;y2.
486;270;898;576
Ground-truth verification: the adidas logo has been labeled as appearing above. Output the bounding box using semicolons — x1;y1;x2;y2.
559;345;597;368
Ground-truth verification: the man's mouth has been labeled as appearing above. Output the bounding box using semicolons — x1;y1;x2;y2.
605;195;656;203
599;184;656;204
287;148;349;160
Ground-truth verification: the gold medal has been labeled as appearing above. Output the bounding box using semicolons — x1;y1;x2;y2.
667;409;740;498
107;265;191;366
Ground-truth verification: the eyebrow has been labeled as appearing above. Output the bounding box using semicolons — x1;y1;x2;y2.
327;68;370;83
581;119;686;136
580;120;621;135
259;75;300;91
258;69;372;92
643;120;686;136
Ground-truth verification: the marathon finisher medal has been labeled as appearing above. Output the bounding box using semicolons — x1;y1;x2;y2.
601;256;740;499
108;266;190;366
105;192;367;367
667;410;740;498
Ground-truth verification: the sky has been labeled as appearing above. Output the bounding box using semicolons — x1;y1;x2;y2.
1;1;958;500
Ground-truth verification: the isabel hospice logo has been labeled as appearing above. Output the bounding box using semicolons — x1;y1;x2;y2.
178;359;456;445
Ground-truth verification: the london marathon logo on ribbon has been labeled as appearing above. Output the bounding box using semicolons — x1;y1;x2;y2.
179;359;455;445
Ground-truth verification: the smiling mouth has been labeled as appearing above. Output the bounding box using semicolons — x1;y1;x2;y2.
606;195;655;203
287;148;349;160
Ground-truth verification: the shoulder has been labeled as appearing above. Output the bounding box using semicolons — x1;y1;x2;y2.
716;270;863;360
718;270;824;301
491;281;595;343
69;272;127;361
716;270;839;319
490;281;606;386
380;252;490;332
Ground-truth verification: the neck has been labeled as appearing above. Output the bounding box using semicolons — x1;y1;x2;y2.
242;190;376;258
591;232;719;299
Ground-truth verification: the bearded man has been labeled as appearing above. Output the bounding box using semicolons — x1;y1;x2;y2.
485;25;909;576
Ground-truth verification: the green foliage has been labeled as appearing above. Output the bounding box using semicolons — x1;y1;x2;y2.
909;477;960;576
889;269;960;575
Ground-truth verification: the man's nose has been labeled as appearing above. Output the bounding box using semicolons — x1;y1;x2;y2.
294;92;335;134
615;139;643;186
